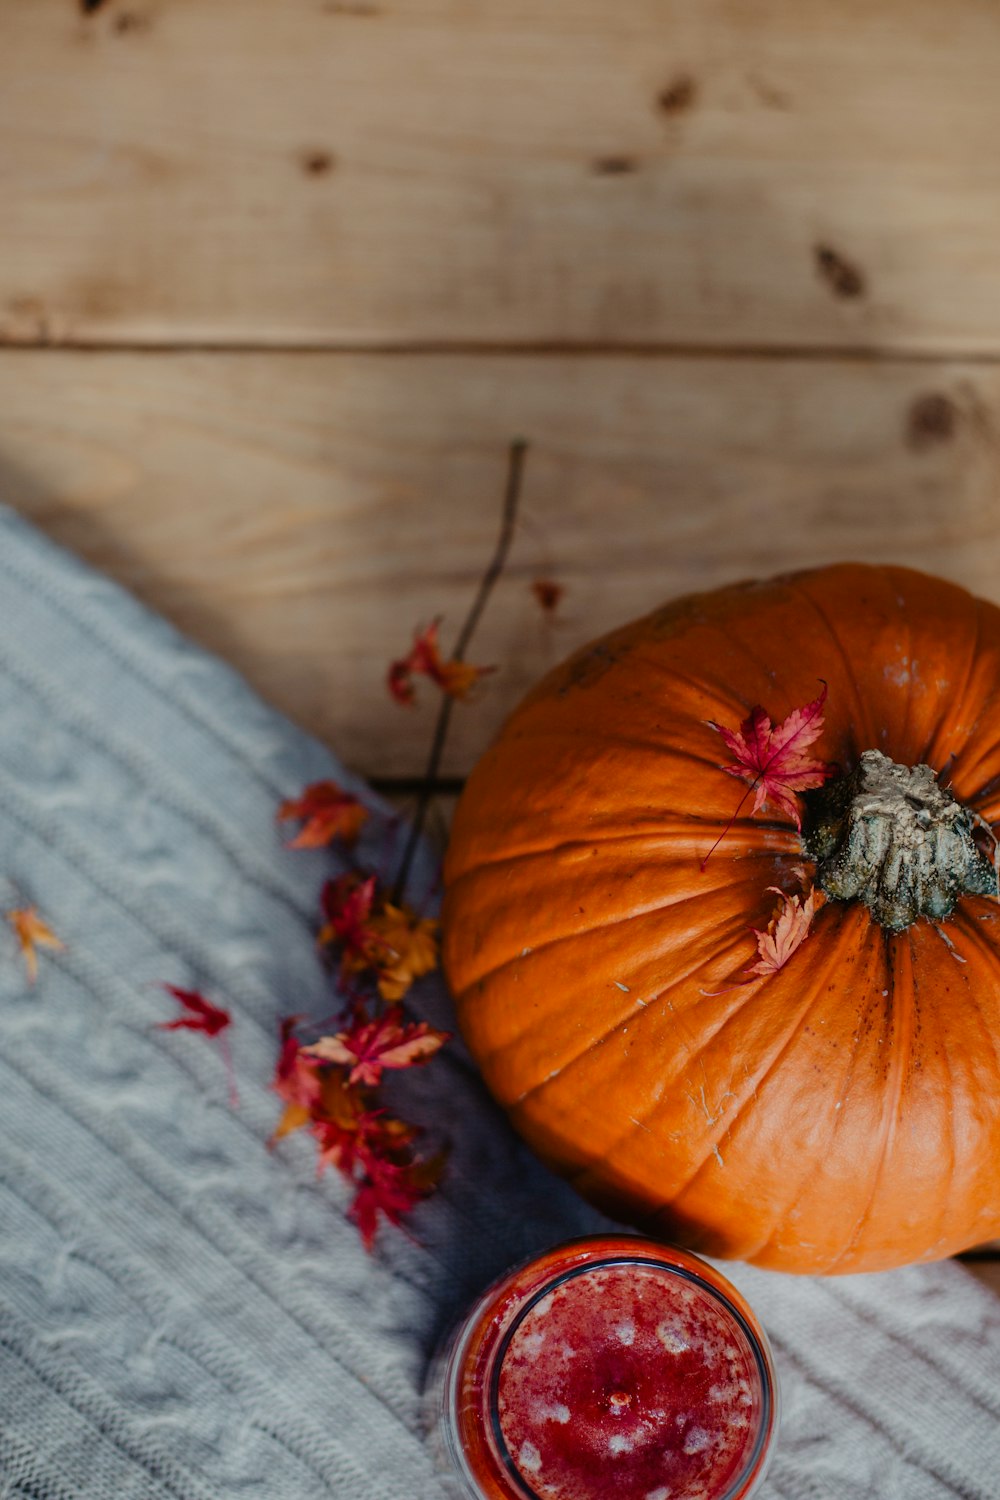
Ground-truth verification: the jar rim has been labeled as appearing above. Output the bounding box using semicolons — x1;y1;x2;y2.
441;1236;779;1500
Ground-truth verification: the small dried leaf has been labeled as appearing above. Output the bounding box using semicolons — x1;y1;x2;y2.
6;907;64;984
348;1149;447;1252
368;901;439;1001
157;985;238;1105
317;874;386;973
278;780;368;849
387;619;494;706
305;1008;449;1088
531;578;564;613
156;984;231;1036
745;887;819;978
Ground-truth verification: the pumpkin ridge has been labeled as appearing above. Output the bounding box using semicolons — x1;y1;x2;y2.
732;916;882;1270
937;910;1000;1098
449;865;785;1003
786;576;872;756
922;934;959;1256
564;907;858;1230
823;930;917;1273
658;908;868;1244
609;647;765;724
918;597;983;777
493;725;742;779
508;928;760;1110
445;820;801;887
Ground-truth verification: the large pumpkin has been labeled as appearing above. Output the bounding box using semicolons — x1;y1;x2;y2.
442;563;1000;1274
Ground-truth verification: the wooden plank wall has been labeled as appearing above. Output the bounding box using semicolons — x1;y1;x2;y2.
2;0;999;1287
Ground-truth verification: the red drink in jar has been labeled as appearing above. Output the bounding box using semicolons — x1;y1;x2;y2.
428;1236;777;1500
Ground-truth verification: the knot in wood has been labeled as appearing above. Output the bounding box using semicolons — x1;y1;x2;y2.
804;749;997;932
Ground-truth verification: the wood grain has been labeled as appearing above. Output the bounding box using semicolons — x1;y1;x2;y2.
2;0;1000;351
3;349;1000;777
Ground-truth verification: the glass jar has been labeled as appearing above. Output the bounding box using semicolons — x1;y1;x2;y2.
426;1235;778;1500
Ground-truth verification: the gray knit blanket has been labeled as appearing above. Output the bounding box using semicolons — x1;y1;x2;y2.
0;504;998;1499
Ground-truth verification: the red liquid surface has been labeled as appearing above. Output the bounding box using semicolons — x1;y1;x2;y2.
495;1263;762;1500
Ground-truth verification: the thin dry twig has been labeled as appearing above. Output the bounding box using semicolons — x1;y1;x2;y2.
392;439;528;902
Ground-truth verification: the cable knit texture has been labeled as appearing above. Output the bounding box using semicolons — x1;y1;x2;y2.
0;503;998;1500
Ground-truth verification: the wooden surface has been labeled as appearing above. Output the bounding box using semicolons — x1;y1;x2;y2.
2;1;1000;1289
4;350;1000;778
3;0;1000;352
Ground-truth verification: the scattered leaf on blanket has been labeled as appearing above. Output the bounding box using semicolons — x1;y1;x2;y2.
269;1017;326;1141
745;887;820;978
367;901;439;1001
157;984;239;1106
348;1150;446;1252
318;873;387;979
319;880;439;1002
387;619;494;706
531;578;564;613
313;1099;412;1179
6;907;64;985
157;984;231;1035
278;780;369;849
304;1008;449;1088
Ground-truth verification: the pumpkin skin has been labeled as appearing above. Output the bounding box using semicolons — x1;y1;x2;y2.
441;563;1000;1274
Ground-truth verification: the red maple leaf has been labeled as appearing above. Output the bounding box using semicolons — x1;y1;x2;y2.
703;684;836;866
157;985;238;1105
270;1016;326;1140
387;619;494;706
348;1150;446;1251
157;984;231;1036
303;1008;450;1088
745;887;819;977
318;874;387;974
277;780;368;849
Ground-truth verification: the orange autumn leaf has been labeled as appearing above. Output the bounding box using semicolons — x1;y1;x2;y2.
304;1007;449;1088
387;619;494;706
278;780;369;849
6;907;64;984
745;887;820;978
367;901;439;1001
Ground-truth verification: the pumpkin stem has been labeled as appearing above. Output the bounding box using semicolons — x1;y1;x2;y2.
803;749;998;932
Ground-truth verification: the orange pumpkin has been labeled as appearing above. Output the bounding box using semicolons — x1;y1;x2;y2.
441;563;1000;1274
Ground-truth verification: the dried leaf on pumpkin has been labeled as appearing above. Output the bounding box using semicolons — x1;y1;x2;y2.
701;684;837;868
745;887;820;978
709;683;836;827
